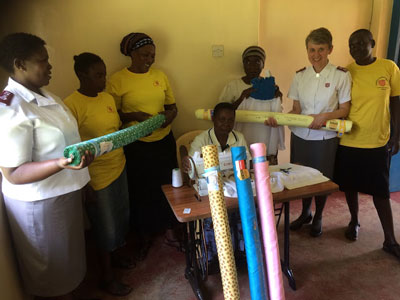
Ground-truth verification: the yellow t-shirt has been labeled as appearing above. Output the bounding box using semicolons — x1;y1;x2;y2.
340;58;400;148
106;67;176;142
64;91;126;190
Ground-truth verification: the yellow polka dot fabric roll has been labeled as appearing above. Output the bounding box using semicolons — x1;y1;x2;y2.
201;145;240;300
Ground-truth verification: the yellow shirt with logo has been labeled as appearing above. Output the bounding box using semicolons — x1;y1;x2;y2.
106;67;175;142
340;58;400;148
64;91;126;190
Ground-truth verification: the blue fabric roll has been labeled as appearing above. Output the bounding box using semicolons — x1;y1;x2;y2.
231;146;269;300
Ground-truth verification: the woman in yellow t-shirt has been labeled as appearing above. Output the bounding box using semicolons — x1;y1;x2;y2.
64;53;133;296
107;33;179;259
334;29;400;260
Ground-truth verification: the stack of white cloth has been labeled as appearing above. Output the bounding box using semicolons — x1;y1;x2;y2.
269;163;329;190
221;163;329;197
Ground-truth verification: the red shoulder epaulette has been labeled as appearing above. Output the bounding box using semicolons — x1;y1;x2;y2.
337;66;348;72
296;67;306;73
0;90;14;106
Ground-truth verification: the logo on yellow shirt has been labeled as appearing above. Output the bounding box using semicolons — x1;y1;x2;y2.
107;106;114;113
376;77;389;90
153;80;160;87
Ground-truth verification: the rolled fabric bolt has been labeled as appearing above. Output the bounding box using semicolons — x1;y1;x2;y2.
250;143;285;300
64;114;165;166
201;145;240;300
195;109;352;133
231;146;268;300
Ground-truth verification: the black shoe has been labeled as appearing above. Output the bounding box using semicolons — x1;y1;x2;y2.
290;214;312;231
383;242;400;261
345;222;360;241
310;217;322;237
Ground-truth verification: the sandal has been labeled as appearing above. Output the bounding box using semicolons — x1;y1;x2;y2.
111;254;136;269
100;279;133;297
383;243;400;261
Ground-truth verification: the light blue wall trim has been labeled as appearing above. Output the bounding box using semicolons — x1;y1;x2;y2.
387;0;400;62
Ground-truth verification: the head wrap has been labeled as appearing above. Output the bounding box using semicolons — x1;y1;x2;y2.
120;32;154;56
242;46;266;63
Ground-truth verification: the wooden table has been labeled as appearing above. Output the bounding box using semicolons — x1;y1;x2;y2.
162;181;338;299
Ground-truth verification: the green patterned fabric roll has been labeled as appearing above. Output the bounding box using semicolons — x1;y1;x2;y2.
64;114;166;166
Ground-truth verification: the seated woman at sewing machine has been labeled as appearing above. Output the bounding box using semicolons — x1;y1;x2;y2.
189;102;249;156
183;102;249;273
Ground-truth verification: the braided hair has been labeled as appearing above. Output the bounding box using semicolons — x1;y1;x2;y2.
120;32;154;56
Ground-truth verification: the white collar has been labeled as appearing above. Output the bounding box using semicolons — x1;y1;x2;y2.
7;77;58;107
309;63;334;79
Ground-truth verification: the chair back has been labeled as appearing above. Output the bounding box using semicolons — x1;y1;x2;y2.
176;130;204;169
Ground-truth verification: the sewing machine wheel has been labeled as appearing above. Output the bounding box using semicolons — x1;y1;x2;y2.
195;219;208;281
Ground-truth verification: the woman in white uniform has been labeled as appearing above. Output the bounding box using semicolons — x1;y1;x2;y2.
0;33;92;299
269;28;351;237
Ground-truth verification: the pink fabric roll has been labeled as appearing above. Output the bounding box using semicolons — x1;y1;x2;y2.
250;143;285;300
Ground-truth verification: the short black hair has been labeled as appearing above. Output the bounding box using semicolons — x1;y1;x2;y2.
73;52;104;77
213;102;236;118
350;29;374;41
0;32;45;73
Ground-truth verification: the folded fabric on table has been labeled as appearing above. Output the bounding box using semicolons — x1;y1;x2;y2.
269;163;329;190
64;114;165;166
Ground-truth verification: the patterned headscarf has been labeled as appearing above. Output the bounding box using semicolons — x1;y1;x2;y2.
120;32;154;56
242;46;266;63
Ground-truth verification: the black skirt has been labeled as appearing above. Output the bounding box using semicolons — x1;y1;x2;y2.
333;144;390;198
290;133;338;179
124;131;178;234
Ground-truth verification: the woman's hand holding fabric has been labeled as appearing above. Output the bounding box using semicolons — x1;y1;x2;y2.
233;87;255;109
60;150;94;170
160;109;177;128
308;113;327;129
118;110;152;124
264;117;278;128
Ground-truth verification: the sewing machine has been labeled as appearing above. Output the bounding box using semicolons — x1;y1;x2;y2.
188;151;252;197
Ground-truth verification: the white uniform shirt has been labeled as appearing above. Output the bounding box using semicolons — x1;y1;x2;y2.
0;78;90;201
189;128;249;157
218;71;284;155
288;63;351;140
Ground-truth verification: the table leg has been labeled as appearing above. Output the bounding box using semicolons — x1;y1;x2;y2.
184;221;206;300
281;201;297;290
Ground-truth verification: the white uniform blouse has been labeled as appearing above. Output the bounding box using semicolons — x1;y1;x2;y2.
287;63;351;140
0;78;90;201
189;128;249;156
